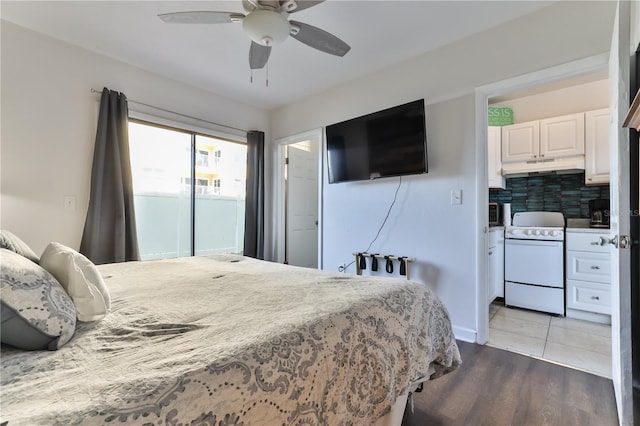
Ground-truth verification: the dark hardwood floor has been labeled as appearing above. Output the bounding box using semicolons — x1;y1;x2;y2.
402;341;619;426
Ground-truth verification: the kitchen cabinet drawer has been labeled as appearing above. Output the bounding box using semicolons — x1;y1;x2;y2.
566;232;612;253
489;228;504;245
566;279;611;314
567;251;611;283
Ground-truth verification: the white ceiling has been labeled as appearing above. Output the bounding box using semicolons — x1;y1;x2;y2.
1;1;555;110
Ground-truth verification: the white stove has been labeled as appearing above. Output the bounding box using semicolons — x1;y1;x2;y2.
504;211;566;316
505;227;564;241
506;211;566;240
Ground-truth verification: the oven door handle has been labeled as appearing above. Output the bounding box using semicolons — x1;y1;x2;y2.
505;239;563;247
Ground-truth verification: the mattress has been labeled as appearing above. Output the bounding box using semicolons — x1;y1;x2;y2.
1;254;460;425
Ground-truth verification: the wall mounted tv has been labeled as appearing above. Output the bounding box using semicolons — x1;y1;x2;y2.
326;99;428;184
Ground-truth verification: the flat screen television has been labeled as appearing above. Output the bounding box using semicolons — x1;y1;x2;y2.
326;99;428;184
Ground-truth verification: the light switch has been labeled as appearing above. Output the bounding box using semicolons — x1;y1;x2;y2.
63;196;76;211
451;189;462;205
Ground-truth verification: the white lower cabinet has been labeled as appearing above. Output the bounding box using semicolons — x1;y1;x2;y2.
488;228;504;303
565;229;612;320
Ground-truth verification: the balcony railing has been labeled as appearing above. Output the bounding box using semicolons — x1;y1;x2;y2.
134;192;245;261
181;184;222;195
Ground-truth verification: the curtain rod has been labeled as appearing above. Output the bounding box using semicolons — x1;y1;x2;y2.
90;88;247;133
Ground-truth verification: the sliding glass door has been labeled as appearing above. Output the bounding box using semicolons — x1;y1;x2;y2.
193;134;246;256
128;120;246;260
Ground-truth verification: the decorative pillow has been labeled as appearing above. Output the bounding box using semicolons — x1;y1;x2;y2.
0;230;40;264
0;249;76;350
40;242;111;322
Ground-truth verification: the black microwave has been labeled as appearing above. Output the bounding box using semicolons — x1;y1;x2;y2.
489;203;502;226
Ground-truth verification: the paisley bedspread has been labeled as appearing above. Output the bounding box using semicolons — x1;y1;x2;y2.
1;254;460;425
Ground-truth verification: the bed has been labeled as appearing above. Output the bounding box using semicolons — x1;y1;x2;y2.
1;253;460;425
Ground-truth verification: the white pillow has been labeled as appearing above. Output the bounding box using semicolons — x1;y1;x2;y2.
40;242;111;322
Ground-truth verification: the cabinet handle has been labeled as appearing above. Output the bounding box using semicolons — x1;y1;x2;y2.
591;296;600;300
591;265;600;270
533;155;537;158
540;154;545;158
590;241;600;245
588;178;593;181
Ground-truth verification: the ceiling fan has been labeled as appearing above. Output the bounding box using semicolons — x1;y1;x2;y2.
158;0;351;70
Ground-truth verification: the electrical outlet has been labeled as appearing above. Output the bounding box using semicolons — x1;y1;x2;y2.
450;189;462;205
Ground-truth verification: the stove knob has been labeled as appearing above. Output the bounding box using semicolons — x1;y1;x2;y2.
542;230;549;236
526;230;533;235
534;230;541;236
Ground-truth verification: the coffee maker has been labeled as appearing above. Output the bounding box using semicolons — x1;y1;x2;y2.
588;198;610;228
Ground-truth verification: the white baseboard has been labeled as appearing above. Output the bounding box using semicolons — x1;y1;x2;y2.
566;308;611;325
452;325;476;343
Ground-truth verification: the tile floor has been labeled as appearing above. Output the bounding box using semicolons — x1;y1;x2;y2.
488;303;612;378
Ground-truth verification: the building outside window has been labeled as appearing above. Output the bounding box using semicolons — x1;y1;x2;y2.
128;120;247;260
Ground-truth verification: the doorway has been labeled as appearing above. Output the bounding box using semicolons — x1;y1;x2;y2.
487;72;613;378
475;55;620;377
475;53;611;343
285;140;319;268
274;129;322;268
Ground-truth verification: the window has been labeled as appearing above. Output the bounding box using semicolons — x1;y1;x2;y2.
128;120;247;260
196;149;209;168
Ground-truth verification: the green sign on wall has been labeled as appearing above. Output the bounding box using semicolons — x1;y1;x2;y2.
488;107;514;126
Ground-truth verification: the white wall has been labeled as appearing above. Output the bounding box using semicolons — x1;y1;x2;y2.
1;21;269;255
490;79;609;123
269;1;616;341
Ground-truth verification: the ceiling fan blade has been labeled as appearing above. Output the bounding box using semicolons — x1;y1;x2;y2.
249;42;272;69
283;0;325;13
158;11;244;24
289;21;350;57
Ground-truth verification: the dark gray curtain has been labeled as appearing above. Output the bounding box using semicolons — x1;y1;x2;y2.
243;130;265;259
80;88;139;264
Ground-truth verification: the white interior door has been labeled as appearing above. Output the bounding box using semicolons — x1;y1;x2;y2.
608;2;633;424
286;141;319;268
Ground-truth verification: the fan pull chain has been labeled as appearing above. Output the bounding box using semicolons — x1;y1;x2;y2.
250;69;253;84
266;62;269;87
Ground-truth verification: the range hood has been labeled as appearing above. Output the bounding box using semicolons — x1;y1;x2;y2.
502;155;585;178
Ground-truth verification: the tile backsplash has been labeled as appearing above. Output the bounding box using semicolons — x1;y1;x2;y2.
489;172;609;219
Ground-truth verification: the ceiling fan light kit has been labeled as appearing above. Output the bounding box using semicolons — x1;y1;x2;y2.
159;0;350;82
242;10;290;46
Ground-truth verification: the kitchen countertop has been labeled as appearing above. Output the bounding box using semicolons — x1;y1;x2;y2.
489;225;505;231
566;218;609;233
566;227;610;234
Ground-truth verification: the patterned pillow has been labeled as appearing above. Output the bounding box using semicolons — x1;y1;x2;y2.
0;230;40;264
0;249;76;350
40;242;111;322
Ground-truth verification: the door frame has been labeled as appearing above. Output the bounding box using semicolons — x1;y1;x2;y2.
473;53;609;344
273;128;323;267
608;1;633;422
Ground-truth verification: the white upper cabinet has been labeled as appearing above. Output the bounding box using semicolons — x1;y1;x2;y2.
502;112;585;163
539;112;585;159
501;120;539;162
487;126;505;189
584;108;610;185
